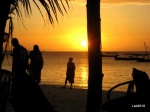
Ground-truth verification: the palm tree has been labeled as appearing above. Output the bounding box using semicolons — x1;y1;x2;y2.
86;0;103;112
0;0;69;69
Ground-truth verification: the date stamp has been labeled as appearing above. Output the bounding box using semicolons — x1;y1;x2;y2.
132;104;145;108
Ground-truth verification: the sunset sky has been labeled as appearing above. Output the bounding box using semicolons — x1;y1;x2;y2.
8;0;150;52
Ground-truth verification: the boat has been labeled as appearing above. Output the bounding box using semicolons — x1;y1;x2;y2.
102;52;118;57
115;42;150;61
136;42;150;62
136;54;150;62
136;57;150;62
114;54;140;60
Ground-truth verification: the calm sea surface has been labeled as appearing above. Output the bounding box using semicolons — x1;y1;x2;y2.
2;52;150;91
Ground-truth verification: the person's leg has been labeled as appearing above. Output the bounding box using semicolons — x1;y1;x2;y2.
70;83;72;89
36;70;41;84
62;77;67;88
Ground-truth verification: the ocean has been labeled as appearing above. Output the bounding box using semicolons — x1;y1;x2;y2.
2;52;150;92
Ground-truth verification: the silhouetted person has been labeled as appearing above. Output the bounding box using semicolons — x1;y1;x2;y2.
29;45;44;84
11;38;29;75
63;57;75;89
10;38;55;112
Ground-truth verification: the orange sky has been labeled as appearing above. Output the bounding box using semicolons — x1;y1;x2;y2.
6;0;150;52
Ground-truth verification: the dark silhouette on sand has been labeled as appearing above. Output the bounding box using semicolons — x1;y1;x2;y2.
10;38;55;112
0;0;69;112
62;57;76;89
0;69;15;112
29;45;44;84
11;38;29;75
101;68;150;112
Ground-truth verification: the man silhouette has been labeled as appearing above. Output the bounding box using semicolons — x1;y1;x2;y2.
11;38;28;75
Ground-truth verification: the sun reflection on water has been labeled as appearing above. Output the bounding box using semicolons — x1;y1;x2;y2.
77;66;88;88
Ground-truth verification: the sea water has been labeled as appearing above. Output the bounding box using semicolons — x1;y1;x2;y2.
2;52;150;91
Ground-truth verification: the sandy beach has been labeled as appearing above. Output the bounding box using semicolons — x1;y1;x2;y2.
6;84;126;112
40;84;126;112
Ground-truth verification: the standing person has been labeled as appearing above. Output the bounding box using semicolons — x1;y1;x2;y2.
11;39;55;112
11;38;29;75
29;45;44;84
63;57;76;89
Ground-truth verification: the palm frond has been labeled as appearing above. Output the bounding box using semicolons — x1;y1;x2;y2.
21;0;32;16
48;0;58;22
32;0;46;24
10;0;70;25
39;0;55;24
65;0;70;8
60;0;67;14
54;0;64;16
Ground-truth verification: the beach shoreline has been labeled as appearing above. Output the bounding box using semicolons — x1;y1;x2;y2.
6;84;126;112
40;84;126;112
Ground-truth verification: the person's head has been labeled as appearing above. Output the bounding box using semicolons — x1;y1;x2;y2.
11;38;19;47
69;57;73;62
33;45;39;51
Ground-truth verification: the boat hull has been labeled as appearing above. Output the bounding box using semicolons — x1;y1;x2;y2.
114;57;137;60
136;58;150;62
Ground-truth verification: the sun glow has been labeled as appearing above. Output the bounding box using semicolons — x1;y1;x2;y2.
81;40;87;47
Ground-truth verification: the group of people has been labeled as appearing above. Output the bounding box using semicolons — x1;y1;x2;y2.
10;38;55;112
11;37;76;88
11;38;43;84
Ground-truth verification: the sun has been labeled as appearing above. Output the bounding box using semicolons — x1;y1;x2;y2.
81;40;87;47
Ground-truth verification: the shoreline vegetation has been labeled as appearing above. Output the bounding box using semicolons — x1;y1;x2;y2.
6;84;126;112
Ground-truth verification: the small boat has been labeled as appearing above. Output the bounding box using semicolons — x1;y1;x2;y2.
114;54;139;60
136;42;150;62
102;52;118;57
114;53;143;60
136;57;150;62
